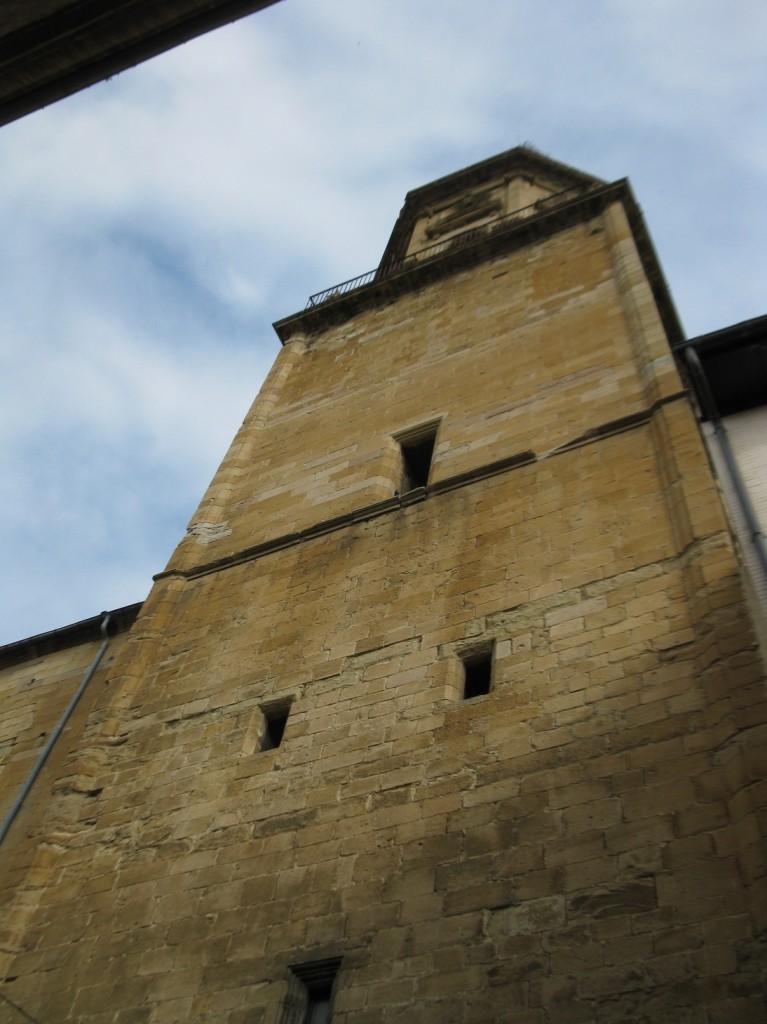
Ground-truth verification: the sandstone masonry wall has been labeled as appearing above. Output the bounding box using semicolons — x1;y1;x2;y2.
1;172;765;1024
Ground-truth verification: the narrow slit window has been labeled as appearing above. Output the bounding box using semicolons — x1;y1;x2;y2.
306;988;332;1024
462;648;493;700
290;957;342;1024
397;424;439;492
260;701;292;751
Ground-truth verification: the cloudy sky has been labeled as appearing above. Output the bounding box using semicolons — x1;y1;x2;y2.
0;0;765;646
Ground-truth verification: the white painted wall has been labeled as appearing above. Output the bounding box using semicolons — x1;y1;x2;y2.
704;406;767;650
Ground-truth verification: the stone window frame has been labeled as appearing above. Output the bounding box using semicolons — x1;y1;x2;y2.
259;696;294;752
393;419;441;493
459;640;495;700
285;957;342;1024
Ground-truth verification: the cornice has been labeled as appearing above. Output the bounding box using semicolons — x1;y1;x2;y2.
274;179;684;350
381;146;604;268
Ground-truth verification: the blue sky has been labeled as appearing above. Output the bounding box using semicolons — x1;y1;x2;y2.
0;0;765;645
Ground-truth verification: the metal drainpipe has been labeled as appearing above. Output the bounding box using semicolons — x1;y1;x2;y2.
684;347;767;582
0;612;112;850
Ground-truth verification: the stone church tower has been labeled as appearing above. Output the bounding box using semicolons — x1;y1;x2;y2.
1;147;766;1023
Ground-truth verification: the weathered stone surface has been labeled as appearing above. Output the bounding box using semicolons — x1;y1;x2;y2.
1;147;765;1022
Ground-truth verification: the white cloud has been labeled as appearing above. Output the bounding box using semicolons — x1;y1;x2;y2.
0;0;765;644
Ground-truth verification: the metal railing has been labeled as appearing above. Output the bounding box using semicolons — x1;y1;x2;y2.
305;184;589;309
306;268;378;307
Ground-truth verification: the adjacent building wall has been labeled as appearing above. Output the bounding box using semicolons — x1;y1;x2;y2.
704;408;767;642
0;609;140;853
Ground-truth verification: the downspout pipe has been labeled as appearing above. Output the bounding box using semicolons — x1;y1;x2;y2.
0;612;112;851
684;347;767;582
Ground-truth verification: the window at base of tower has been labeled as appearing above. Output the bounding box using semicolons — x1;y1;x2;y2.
305;990;331;1024
289;957;342;1024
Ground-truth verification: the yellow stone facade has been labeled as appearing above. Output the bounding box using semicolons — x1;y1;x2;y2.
1;149;765;1023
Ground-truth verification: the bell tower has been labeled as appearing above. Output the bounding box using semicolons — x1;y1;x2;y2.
1;147;765;1024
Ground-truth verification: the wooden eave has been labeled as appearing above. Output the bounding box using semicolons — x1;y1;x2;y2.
0;0;280;128
677;314;767;418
